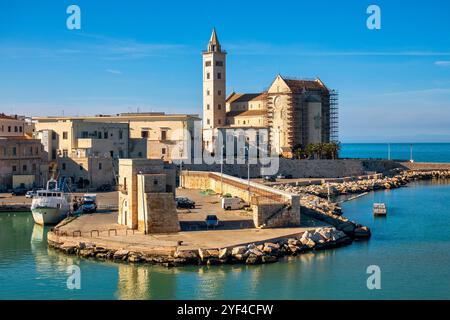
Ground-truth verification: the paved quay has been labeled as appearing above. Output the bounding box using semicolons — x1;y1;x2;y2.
54;211;317;252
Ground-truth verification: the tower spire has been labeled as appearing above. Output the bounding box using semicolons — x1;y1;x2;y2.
208;27;221;52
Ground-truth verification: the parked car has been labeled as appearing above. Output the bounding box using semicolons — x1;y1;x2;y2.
81;194;97;213
25;191;36;199
205;215;219;228
11;187;28;196
176;197;195;209
221;197;245;210
263;176;276;182
277;174;293;179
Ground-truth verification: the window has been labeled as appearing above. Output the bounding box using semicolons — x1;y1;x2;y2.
207;119;210;125
8;126;11;132
207;90;210;96
218;104;222;110
216;61;223;66
52;149;57;160
206;73;210;80
162;148;166;155
22;165;27;172
138;152;143;157
103;132;108;139
161;130;167;141
218;119;221;125
62;149;68;157
19;127;23;132
98;163;102;170
218;90;222;96
119;130;123;140
207;104;210;110
205;61;211;67
141;130;149;138
12;147;16;156
153;180;158;185
62;163;66;170
63;132;68;139
217;72;222;79
14;126;18;132
12;165;17;172
110;151;114;158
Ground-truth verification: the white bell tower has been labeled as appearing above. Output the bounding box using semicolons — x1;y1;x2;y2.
202;28;226;152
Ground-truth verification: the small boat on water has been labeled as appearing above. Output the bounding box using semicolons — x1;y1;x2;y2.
373;203;387;216
31;179;71;225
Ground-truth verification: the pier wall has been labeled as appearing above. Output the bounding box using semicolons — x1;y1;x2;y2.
398;162;450;171
181;159;403;179
181;171;300;228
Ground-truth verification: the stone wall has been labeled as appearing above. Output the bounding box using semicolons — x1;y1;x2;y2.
181;171;300;228
181;159;403;179
139;192;180;234
398;162;450;171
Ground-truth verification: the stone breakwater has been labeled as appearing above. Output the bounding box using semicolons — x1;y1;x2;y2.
272;170;450;238
47;227;352;267
274;170;450;198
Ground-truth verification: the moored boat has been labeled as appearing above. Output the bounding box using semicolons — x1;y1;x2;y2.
31;179;71;225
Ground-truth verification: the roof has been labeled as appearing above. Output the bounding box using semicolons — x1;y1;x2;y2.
282;78;329;94
226;110;267;118
0;113;22;121
33;113;201;122
226;92;267;104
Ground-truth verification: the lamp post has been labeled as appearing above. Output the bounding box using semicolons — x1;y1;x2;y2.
179;147;183;188
245;145;251;201
220;144;224;195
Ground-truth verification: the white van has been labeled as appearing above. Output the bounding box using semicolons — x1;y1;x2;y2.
221;197;246;210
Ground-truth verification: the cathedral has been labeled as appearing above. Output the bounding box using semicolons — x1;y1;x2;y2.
202;28;338;158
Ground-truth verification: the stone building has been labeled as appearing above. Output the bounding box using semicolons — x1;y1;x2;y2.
0;114;48;190
202;29;339;158
117;159;179;233
33;117;130;189
33;113;201;188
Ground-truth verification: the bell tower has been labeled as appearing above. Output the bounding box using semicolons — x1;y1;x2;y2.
202;28;226;152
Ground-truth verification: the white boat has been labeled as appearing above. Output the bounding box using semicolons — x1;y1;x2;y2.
31;179;71;225
373;203;387;216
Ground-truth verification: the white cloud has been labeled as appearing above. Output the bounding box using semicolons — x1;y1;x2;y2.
106;69;122;75
435;61;450;67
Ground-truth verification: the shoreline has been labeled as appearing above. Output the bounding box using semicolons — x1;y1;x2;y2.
42;168;450;267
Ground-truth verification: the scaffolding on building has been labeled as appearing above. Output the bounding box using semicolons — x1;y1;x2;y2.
330;90;339;142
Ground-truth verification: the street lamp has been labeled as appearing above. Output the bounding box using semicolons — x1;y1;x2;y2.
245;145;251;201
220;144;224;195
179;147;183;188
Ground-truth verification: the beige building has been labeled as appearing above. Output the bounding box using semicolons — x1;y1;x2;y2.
202;29;339;158
0;114;48;191
33;117;130;189
33;112;200;189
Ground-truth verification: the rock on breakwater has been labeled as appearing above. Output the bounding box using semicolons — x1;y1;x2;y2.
47;227;353;267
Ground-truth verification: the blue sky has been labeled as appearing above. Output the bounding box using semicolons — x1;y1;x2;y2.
1;0;450;142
